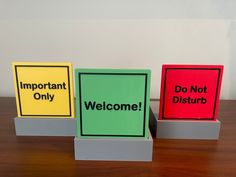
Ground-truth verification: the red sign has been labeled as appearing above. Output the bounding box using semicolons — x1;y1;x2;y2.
159;65;223;121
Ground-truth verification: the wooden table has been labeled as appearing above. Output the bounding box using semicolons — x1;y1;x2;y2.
0;97;235;177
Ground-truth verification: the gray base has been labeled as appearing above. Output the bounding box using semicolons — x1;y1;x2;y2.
14;117;76;136
74;131;153;161
149;107;157;137
153;114;221;139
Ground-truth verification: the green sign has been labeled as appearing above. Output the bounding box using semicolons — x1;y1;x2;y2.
75;69;151;138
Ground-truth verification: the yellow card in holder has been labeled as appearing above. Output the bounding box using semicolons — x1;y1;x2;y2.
12;62;74;118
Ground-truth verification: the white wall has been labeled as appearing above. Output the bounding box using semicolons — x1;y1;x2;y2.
1;0;236;99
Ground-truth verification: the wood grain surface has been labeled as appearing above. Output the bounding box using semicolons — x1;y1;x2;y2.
0;97;235;177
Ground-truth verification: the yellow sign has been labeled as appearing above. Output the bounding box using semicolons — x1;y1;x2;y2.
12;62;74;118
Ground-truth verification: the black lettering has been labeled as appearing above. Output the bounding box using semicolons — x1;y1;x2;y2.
96;103;102;110
120;104;131;111
41;94;47;100
190;85;198;93
172;96;207;104
172;96;179;103
32;84;37;91
20;82;31;89
202;97;207;104
190;85;207;93
84;101;144;111
138;102;142;111
203;86;207;93
19;82;67;91
38;84;43;89
84;101;96;110
132;104;138;111
103;101;106;110
182;97;187;103
51;83;57;89
175;85;182;93
62;82;67;89
113;104;120;110
107;104;112;110
34;92;41;100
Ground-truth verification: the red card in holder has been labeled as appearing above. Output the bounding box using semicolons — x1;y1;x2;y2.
159;65;223;121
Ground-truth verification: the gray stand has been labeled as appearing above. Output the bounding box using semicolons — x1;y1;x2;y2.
151;113;221;140
74;131;153;161
14;117;76;136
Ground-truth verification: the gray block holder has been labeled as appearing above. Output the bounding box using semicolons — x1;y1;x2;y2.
14;117;76;136
151;113;221;140
74;131;153;161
